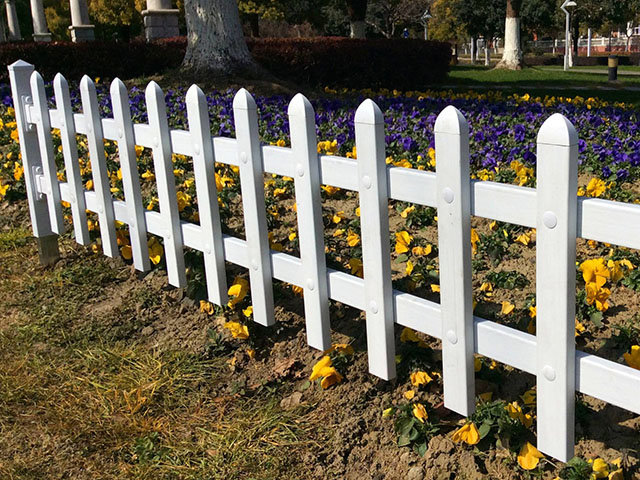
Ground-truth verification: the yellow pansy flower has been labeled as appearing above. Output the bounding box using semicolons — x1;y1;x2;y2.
347;230;360;247
501;301;515;315
586;178;606;197
224;321;249;339
451;422;480;445
227;277;249;308
395;231;412;254
410;371;433;387
148;237;163;265
412;403;428;423
517;442;543;470
623;345;640;370
405;260;414;276
199;300;214;315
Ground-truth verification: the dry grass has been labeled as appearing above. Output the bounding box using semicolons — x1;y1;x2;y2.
0;225;321;479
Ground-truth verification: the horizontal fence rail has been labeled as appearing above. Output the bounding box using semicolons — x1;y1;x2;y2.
8;59;640;463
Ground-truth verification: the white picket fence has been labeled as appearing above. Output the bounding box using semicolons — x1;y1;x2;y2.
8;60;640;463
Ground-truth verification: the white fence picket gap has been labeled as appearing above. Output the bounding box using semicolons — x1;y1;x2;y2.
233;89;275;327
145;81;187;288
110;78;150;272
79;76;118;257
53;73;90;245
185;84;228;305
288;93;331;351
535;113;578;462
435;105;475;416
30;72;65;235
355;99;396;381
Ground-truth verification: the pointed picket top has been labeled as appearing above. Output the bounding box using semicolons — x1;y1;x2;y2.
145;80;165;103
354;98;383;125
287;93;314;118
53;72;67;89
8;59;33;71
185;83;204;105
80;74;94;90
233;88;257;111
537;113;578;147
434;105;469;136
109;77;127;98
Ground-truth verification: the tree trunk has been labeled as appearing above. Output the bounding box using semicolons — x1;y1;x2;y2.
495;0;523;70
248;12;259;37
182;0;260;75
346;0;367;38
350;20;366;38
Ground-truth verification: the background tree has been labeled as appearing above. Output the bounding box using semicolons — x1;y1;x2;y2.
346;0;367;38
454;0;503;64
88;0;147;41
366;0;429;39
238;0;285;37
495;0;523;70
520;0;559;40
182;0;259;76
428;0;465;42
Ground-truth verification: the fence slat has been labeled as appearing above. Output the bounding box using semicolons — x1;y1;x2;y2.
80;76;118;257
53;73;89;245
185;85;227;305
535;113;578;462
233;89;275;326
355;99;395;380
288;94;331;350
30;71;64;235
145;81;186;288
435;105;475;416
8;61;60;266
110;79;150;271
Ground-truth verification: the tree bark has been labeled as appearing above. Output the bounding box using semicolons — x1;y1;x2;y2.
495;0;523;70
182;0;260;76
346;0;367;38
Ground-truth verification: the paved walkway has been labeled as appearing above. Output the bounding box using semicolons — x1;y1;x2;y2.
540;67;640;77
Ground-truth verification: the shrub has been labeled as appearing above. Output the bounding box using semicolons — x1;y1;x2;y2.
247;37;452;89
0;38;186;83
0;37;452;89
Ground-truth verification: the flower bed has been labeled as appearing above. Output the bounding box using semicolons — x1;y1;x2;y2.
1;83;639;477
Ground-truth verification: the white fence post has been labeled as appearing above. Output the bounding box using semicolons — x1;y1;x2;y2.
7;60;60;265
54;74;90;246
355;99;396;380
146;81;187;288
30;72;65;235
80;76;118;257
233;89;275;326
536;113;578;462
110;78;150;272
435;105;475;416
185;85;228;305
288;93;331;351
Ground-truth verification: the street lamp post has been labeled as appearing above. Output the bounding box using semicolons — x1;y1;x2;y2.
561;0;577;71
421;9;432;41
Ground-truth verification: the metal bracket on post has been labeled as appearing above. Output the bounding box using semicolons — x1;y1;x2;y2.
21;95;36;131
32;166;45;200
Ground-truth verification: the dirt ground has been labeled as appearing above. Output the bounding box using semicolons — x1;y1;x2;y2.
1;195;639;480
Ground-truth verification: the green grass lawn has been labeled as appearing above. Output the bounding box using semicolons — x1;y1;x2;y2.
443;65;640;107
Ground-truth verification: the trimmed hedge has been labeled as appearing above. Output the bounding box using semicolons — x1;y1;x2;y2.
0;39;186;83
0;37;452;89
247;37;452;89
